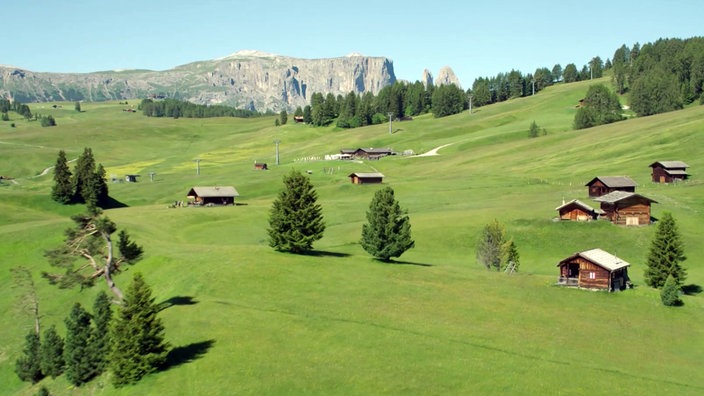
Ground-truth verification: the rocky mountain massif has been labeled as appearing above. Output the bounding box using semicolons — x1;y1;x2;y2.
0;51;459;112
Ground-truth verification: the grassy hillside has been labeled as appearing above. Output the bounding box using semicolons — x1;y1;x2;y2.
1;78;703;395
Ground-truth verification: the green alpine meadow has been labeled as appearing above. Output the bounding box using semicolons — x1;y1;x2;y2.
1;75;703;395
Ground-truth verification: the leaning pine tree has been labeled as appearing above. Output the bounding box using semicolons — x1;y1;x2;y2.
268;170;325;253
360;186;415;261
110;273;169;387
644;212;686;288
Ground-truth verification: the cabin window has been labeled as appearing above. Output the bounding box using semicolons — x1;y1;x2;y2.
589;272;596;279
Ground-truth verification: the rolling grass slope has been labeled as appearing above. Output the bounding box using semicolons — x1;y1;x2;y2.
1;78;703;395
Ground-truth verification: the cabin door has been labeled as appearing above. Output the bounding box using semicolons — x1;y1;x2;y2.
568;263;579;278
626;217;639;226
659;175;666;183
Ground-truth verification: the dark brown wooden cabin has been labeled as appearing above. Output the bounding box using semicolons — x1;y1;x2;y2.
254;162;268;170
649;161;689;183
348;172;384;184
555;199;602;221
187;186;239;206
340;148;393;160
125;174;140;183
557;248;631;291
593;191;656;226
585;176;637;197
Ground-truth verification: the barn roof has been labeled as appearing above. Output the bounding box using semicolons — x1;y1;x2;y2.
585;176;637;188
558;248;631;271
649;160;688;169
188;186;239;197
555;199;597;212
348;172;385;178
592;190;657;204
664;169;688;176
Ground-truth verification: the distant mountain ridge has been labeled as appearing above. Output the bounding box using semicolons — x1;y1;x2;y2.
0;51;398;112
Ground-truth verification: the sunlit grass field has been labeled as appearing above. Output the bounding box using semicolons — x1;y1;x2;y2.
1;78;703;395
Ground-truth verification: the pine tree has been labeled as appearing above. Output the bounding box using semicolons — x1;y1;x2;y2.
477;219;508;271
72;148;96;205
110;273;169;387
505;241;520;272
15;330;43;383
51;150;73;204
90;291;112;374
39;325;64;378
644;212;687;288
660;274;681;306
94;163;109;208
267;170;325;253
360;187;415;261
64;303;96;386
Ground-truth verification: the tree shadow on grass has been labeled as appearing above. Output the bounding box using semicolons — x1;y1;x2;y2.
100;195;129;209
157;296;198;312
682;284;702;295
300;250;351;258
375;258;432;267
160;339;215;372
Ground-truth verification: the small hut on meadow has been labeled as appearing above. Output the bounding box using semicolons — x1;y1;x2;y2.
186;186;239;206
592;190;656;226
649;161;689;183
340;148;393;160
348;172;384;184
557;248;631;292
585;176;637;197
254;162;268;170
555;199;602;221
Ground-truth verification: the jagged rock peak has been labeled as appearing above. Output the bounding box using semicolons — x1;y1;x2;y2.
436;66;461;89
422;69;433;88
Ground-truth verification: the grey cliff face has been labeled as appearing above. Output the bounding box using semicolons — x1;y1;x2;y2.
0;52;396;112
435;66;461;89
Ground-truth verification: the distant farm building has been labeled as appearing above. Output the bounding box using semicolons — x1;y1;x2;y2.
349;172;384;184
340;148;393;160
254;162;268;170
557;248;631;292
293;116;305;123
555;199;602;221
125;174;140;183
649;161;689;183
585;176;637;197
187;186;239;206
593;191;657;226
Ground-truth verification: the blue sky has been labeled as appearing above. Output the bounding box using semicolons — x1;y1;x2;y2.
3;0;702;88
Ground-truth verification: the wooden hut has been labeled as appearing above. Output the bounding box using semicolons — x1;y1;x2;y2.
557;248;631;291
348;172;384;184
187;186;239;206
649;161;689;183
593;191;656;226
555;199;602;221
254;162;268;170
125;174;140;183
585;176;637;197
340;148;393;160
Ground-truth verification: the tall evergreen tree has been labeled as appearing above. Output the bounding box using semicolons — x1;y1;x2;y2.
360;187;415;261
64;303;96;386
91;291;113;374
39;325;64;379
476;219;508;271
267;170;325;253
72;148;96;205
110;273;169;387
15;330;43;383
574;84;624;129
644;212;687;288
51;150;73;204
279;109;288;125
94;163;109;208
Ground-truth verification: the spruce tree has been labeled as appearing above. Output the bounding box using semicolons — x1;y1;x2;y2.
94;163;109;208
644;212;687;288
15;330;43;383
64;303;96;386
505;241;520;272
39;325;64;378
661;274;681;306
267;170;325;253
110;273;168;387
72;148;96;205
91;291;112;374
360;186;415;261
51;150;73;204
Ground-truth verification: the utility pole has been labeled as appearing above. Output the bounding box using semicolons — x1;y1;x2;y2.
274;139;280;165
387;112;394;134
468;94;473;115
531;80;535;96
194;159;201;176
149;172;155;182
